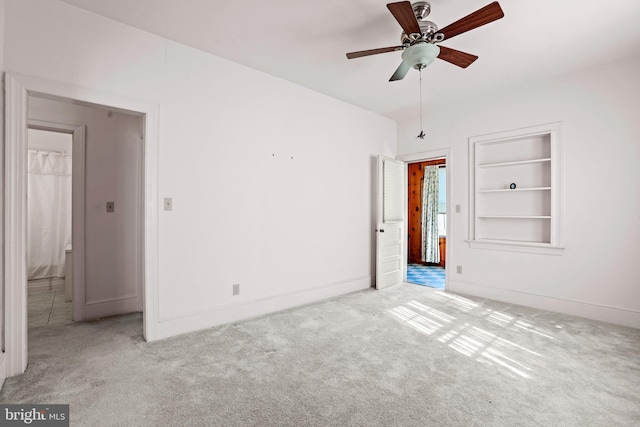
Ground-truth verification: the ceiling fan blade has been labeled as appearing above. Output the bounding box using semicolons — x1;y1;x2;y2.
387;1;421;35
437;1;504;41
437;46;478;68
389;61;411;82
346;46;404;59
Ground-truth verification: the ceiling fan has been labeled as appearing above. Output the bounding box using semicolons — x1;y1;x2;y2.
346;1;504;81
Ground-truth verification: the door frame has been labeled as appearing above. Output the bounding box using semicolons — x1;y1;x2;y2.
28;120;86;321
4;73;160;377
398;148;452;288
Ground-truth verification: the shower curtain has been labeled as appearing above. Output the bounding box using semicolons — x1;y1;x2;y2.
422;165;440;264
27;149;72;279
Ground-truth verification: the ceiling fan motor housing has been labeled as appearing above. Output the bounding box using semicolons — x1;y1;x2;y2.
401;1;439;45
401;21;439;42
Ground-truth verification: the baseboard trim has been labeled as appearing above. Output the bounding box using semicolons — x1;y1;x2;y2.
81;297;139;321
27;277;65;294
0;352;7;391
448;280;640;329
152;276;372;340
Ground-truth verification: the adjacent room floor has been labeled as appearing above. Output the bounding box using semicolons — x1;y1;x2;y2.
407;263;445;289
28;290;73;329
3;283;638;426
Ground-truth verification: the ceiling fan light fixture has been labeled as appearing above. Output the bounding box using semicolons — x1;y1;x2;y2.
401;43;440;70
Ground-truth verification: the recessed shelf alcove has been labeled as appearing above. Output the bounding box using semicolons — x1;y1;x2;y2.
468;122;564;255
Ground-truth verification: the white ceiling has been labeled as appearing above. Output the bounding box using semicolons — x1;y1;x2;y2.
58;0;640;121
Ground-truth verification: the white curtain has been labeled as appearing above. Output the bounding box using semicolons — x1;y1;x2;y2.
422;165;440;264
27;150;72;279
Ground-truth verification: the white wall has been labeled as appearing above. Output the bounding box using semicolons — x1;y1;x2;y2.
0;0;4;69
29;97;142;317
28;129;72;152
2;0;396;339
398;56;640;328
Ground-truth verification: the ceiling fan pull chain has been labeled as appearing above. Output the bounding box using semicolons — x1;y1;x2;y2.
420;69;423;130
417;69;426;139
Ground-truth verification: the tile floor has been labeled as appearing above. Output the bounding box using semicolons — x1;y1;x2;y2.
28;290;73;329
407;263;445;289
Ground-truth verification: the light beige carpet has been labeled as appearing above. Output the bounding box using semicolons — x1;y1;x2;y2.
2;283;639;426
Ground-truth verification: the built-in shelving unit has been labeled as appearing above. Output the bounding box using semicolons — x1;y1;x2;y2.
468;122;564;254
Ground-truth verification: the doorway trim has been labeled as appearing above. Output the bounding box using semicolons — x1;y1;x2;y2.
28;119;86;321
398;148;452;289
4;73;160;377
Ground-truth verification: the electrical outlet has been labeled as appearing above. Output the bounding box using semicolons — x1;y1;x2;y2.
232;284;240;296
106;202;115;213
164;198;173;211
456;265;463;274
455;204;461;213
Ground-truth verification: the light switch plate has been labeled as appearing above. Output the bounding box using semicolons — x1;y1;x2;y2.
106;202;115;213
164;198;173;211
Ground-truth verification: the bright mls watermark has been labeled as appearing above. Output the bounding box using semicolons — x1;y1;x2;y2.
0;405;69;426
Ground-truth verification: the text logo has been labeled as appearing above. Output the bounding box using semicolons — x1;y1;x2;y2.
0;405;69;426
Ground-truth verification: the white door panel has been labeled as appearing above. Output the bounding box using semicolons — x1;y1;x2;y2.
376;156;405;289
72;116;143;321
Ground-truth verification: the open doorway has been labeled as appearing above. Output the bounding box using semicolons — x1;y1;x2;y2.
27;94;145;324
26;128;74;328
4;73;159;378
407;158;446;289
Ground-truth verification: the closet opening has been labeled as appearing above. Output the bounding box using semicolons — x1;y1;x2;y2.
407;158;446;289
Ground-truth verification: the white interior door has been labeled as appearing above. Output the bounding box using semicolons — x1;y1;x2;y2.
376;155;405;289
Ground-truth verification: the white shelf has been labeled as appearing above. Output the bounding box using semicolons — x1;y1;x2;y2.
477;215;551;219
478;158;551;168
467;239;564;255
478;187;551;193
